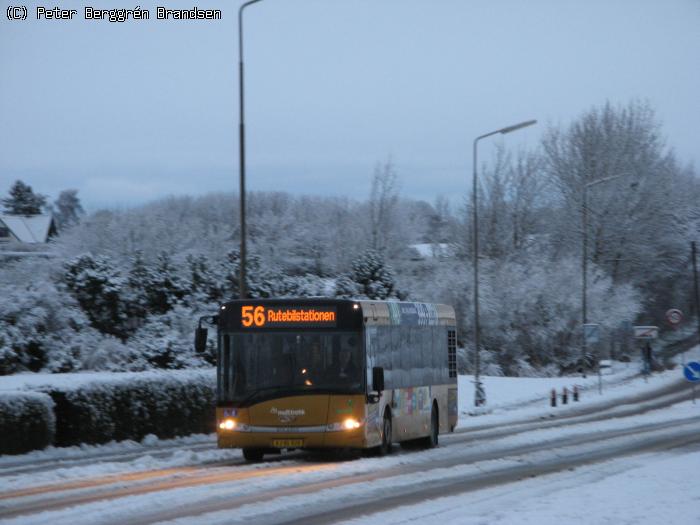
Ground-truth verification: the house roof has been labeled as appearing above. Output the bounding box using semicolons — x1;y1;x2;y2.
0;214;55;243
409;243;454;259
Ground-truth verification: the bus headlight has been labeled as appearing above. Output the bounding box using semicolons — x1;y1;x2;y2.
218;419;250;432
343;418;361;430
326;418;362;431
219;418;236;430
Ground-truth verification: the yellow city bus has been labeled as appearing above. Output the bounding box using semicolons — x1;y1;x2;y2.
198;298;458;461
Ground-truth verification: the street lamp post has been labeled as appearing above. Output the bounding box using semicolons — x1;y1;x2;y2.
238;0;264;299
472;119;537;407
581;174;625;393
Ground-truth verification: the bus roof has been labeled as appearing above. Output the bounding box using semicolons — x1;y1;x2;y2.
357;300;456;327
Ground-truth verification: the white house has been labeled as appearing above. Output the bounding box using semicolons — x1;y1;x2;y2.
408;243;455;260
0;214;57;244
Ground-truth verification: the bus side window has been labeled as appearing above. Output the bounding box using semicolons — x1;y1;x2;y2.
388;326;401;389
223;334;231;399
421;326;433;385
433;328;444;383
217;334;223;397
409;326;421;386
365;329;374;387
396;325;409;389
374;327;384;389
432;326;440;384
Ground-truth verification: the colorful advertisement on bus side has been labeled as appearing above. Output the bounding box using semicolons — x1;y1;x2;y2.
387;302;439;326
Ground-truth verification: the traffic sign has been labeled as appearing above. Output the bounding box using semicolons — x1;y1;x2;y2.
665;308;683;326
683;362;700;382
634;326;658;339
583;323;600;344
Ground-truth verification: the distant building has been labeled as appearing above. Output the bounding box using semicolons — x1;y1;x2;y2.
0;214;58;244
408;243;455;260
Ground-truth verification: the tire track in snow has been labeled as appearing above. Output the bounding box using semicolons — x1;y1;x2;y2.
0;440;217;477
1;375;695;522
3;404;698;523
122;415;700;525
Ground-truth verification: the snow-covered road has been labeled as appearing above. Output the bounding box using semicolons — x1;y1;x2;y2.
1;355;699;525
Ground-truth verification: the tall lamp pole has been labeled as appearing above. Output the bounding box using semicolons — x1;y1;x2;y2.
581;173;624;392
238;0;264;299
692;242;700;346
472;119;537;407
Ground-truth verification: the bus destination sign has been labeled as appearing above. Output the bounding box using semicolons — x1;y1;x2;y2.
240;305;337;328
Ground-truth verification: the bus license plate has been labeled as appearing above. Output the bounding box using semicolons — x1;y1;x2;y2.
272;439;303;448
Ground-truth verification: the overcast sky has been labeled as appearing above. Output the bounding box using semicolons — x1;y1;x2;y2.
1;0;698;210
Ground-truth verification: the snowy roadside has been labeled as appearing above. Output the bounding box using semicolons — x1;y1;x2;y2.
1;347;697;494
2;395;697;495
337;446;700;525
0;368;214;392
1;346;696;464
2;400;699;525
457;344;700;427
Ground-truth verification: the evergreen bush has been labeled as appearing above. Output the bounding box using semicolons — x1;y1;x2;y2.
44;370;215;447
0;392;55;455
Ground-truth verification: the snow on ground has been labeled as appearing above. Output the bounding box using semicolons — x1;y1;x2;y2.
336;345;700;525
0;434;236;491
0;369;214;392
338;447;700;525
2;346;697;472
0;433;212;467
459;343;700;425
2;345;698;524
146;404;700;525
14;399;692;525
2;395;697;499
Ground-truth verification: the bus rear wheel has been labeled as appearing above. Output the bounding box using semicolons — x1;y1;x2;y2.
242;448;264;462
422;406;439;449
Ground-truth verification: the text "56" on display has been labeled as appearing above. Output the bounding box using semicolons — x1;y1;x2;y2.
241;306;266;327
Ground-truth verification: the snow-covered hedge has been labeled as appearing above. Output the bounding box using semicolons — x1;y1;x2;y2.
0;391;55;455
43;370;216;447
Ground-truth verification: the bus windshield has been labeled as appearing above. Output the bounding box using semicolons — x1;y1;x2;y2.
219;332;363;403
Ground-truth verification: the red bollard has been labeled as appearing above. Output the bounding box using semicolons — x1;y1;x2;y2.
550;388;557;407
562;387;568;405
573;385;579;402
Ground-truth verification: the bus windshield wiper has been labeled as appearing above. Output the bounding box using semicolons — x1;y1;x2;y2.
234;384;357;406
235;386;283;407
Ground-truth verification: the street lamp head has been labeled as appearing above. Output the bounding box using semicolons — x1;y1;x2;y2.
471;117;536;407
240;0;264;13
499;119;537;135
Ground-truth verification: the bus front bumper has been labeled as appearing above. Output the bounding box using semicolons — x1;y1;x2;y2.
218;428;366;449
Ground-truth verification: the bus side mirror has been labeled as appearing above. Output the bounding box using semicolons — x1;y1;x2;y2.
372;366;384;393
194;314;219;354
194;327;208;354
